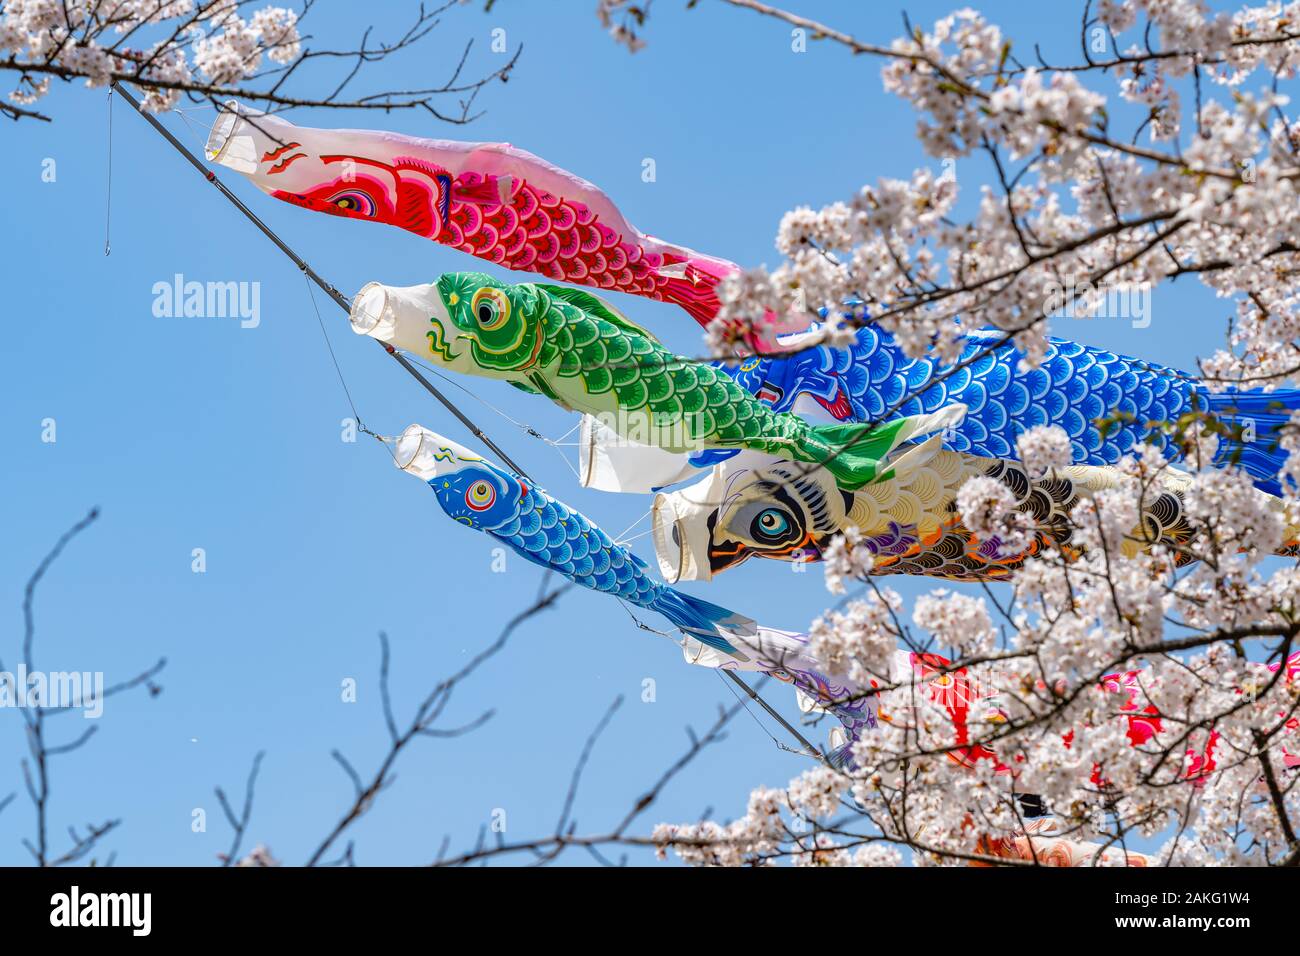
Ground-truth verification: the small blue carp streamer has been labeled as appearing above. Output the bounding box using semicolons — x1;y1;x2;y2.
717;321;1300;495
395;425;758;658
395;425;882;751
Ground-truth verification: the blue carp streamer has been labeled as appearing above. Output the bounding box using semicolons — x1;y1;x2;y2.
717;322;1299;495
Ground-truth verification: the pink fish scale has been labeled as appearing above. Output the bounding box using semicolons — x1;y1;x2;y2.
456;203;483;234
525;208;551;239
535;232;561;264
551;203;577;231
476;222;500;251
557;230;582;260
579;225;602;255
515;185;539;218
492;204;519;234
502;227;528;257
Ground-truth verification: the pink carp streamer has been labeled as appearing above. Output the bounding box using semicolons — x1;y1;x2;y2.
205;102;738;327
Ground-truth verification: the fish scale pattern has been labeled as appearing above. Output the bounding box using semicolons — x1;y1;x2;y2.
472;472;656;603
723;326;1203;466
426;451;749;656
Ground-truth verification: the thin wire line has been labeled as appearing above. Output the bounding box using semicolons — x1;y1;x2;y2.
551;447;582;481
614;598;674;638
615;599;819;760
549;420;584;479
400;350;583;478
615;527;656;546
172;107;219;148
402;352;546;439
305;275;365;429
713;669;787;750
551;421;581;444
612;507;653;544
304;274;396;463
104;88;112;256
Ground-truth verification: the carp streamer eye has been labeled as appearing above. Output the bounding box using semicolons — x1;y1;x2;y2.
465;479;497;511
752;508;792;542
326;190;376;217
471;287;511;331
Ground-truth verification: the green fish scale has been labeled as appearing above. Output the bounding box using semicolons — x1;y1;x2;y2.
539;295;813;458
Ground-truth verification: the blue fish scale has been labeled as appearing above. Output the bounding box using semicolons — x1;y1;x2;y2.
434;465;666;611
721;324;1206;467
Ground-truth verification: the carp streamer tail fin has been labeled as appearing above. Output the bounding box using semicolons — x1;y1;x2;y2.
797;421;894;490
795;405;968;491
1202;388;1300;496
653;589;755;661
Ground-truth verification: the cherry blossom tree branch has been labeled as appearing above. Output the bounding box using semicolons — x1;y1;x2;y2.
9;508;167;867
0;0;520;123
432;688;755;867
302;580;574;867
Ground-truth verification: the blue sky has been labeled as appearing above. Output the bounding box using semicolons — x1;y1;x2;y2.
0;0;1267;865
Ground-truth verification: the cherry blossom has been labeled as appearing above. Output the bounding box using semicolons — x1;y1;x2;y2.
641;0;1300;867
0;1;513;122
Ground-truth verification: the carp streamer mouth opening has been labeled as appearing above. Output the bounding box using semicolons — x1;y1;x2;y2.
394;424;428;473
349;282;394;338
652;491;722;583
203;100;241;162
651;492;689;583
348;281;462;365
395;425;480;481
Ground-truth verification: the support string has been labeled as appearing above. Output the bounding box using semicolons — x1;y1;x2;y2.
713;669;788;751
401;352;546;440
400;352;583;479
305;274;368;436
171;106;220;149
104;88;112;256
614;526;655;546
612;506;653;546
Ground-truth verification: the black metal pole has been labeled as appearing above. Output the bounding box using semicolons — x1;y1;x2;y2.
110;82;532;478
724;671;827;763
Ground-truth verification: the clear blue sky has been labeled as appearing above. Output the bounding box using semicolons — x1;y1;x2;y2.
0;0;1266;865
